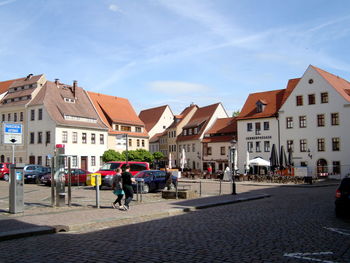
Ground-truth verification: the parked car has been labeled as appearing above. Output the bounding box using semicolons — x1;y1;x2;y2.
132;170;177;193
40;168;91;186
0;163;12;181
95;161;150;188
335;177;350;217
24;165;51;184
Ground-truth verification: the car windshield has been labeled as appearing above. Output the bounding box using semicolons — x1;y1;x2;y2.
135;172;151;178
100;163;121;171
0;164;3;168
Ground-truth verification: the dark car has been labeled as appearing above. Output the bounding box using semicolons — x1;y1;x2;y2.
40;168;91;186
0;163;12;181
132;170;177;193
24;165;51;184
335;177;350;217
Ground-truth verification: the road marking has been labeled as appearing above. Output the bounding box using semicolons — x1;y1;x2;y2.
284;252;337;263
325;227;350;236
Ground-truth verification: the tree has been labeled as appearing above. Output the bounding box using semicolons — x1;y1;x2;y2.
153;151;164;161
102;149;124;162
232;110;241;117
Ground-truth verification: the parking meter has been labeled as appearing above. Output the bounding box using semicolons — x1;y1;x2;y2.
55;145;66;207
9;164;24;214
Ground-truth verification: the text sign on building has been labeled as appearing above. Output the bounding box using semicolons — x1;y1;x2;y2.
3;123;23;144
116;134;127;150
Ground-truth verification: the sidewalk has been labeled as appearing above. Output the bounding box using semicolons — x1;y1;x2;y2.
0;191;270;241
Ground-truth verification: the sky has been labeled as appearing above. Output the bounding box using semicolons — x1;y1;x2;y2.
1;0;350;115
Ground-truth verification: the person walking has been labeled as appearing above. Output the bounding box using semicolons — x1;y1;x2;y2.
112;168;124;210
121;165;135;211
207;164;213;179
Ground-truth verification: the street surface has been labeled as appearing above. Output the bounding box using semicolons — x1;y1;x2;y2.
0;184;349;262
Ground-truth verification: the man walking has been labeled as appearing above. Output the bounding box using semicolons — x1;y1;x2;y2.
121;165;135;210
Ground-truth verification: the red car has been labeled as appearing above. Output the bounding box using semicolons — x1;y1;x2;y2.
0;163;12;181
40;168;91;186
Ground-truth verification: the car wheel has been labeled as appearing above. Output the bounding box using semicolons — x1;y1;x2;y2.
142;184;150;194
4;174;9;181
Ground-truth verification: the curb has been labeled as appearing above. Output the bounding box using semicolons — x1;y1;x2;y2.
0;194;270;240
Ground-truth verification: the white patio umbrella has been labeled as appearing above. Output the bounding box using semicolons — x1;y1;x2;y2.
245;151;250;174
180;148;187;171
234;147;238;172
168;153;172;169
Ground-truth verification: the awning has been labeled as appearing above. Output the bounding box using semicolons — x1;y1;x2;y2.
248;157;270;166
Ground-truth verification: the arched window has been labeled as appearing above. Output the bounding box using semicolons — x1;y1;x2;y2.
316;159;328;176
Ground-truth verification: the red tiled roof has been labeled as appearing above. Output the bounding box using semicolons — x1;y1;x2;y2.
202;135;235;143
9;74;44;88
0;78;20;94
139;105;169;132
88;91;145;129
205;117;237;135
311;65;350;102
177;103;220;142
237;78;299;121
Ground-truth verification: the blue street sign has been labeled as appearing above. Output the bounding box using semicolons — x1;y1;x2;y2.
4;124;22;134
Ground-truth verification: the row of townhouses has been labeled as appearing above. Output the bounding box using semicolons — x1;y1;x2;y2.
1;64;349;178
0;74;148;172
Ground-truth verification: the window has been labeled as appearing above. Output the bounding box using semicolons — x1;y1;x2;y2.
91;156;96;166
317;114;325;127
332;137;340;151
168;132;171;138
287;140;294;152
31;109;35;121
81;133;86;144
14;113;17;122
62;131;68;143
194;128;198;134
263;121;269;130
296;95;303;106
100;134;105;144
38;109;43;120
247;123;253;132
46;131;51;144
192;144;195;152
220;146;225;155
129;139;132;147
2;114;4;122
30;132;35;144
46;156;50;166
137;139;140;147
256;142;261;152
207;147;212;155
91;133;96;144
38;132;42;144
73;132;77;143
300;139;307;152
20;112;23;121
255;122;261;135
121;126;131;132
142;140;145;147
264;141;270;152
7;113;11;121
317;138;325;152
187;144;190;152
248;142;253;153
333;161;341;174
169;145;171;152
331;113;339;125
299;116;306;128
286;117;293;129
321;92;328;103
188;129;192;135
37;156;42;165
308;94;315;105
135;127;141;133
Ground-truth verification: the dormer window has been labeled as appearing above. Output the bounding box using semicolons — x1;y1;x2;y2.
64;98;75;103
188;129;192;135
256;100;266;113
184;130;187;136
194;127;198;134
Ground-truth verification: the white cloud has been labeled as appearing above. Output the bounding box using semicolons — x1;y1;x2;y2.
148;81;210;94
109;4;121;12
0;0;15;6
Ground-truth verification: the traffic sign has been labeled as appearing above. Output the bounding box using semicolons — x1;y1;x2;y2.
3;123;23;144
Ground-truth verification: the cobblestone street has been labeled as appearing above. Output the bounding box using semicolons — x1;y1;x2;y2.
0;183;349;262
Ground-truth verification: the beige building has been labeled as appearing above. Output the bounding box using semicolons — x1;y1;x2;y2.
88;92;149;153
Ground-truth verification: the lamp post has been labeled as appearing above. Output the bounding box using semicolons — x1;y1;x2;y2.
230;139;237;195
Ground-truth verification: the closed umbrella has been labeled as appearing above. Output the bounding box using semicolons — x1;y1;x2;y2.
269;144;279;173
279;145;288;170
245;151;250;174
180;148;187;171
168;153;172;169
234;147;238;173
288;148;294;167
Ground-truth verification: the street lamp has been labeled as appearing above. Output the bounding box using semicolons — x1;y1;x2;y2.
230;139;237;195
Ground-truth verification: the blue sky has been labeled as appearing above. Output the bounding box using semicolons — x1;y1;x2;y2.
1;0;350;115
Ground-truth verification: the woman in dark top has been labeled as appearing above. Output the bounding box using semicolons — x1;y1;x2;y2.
121;165;135;210
112;168;124;210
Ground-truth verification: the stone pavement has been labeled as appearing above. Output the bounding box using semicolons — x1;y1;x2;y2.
0;178;338;241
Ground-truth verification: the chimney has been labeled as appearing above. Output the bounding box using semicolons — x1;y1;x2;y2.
25;74;33;80
55;79;59;86
73;80;77;97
